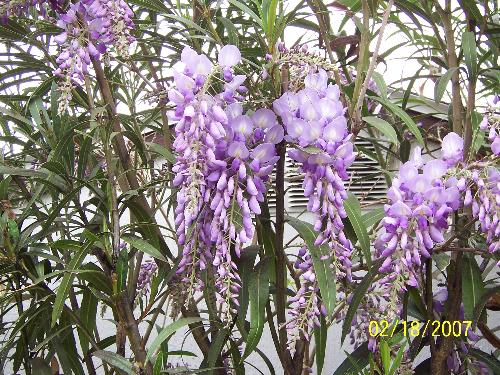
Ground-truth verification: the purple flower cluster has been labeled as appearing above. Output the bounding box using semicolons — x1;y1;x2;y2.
136;258;158;295
274;68;355;280
375;135;465;289
0;0;60;22
53;0;134;113
463;167;500;254
285;246;327;350
480;103;500;156
171;45;282;321
273;67;355;344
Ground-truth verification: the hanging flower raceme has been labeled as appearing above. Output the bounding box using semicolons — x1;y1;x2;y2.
0;0;61;22
374;135;465;288
136;258;158;296
285;246;326;352
170;45;282;322
274;68;355;280
53;0;135;113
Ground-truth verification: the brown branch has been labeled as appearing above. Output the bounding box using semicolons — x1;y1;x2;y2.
91;58;173;261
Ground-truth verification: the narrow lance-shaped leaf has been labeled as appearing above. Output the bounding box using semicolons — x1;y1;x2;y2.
344;193;372;266
122;235;167;262
332;342;370;375
462;31;477;79
285;216;336;317
92;351;134;375
434;67;459;103
52;237;96;327
341;259;383;344
370;97;424;145
146;317;203;364
242;258;270;359
468;348;500;374
314;315;328;375
462;254;485;320
363;116;399;145
473;285;500;328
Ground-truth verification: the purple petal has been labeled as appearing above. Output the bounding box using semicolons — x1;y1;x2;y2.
231;115;253;136
323;116;347;142
265;125;284;144
251;143;276;163
252;108;276;128
441;132;463;165
228;141;249;159
218;45;241;67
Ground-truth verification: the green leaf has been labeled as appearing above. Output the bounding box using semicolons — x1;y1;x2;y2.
0;165;47;178
363;116;398;145
462;254;485;320
371;72;387;99
146;317;203;364
52;238;96;327
434;67;459;103
207;328;230;374
127;0;170;13
92;351;134;375
153;352;164;375
380;341;391;375
78;289;98;354
228;0;263;27
332;342;370;375
371;97;424;145
361;207;385;228
286;216;336;317
468;348;500;374
146;142;176;164
341;259;383;344
344;194;371;266
242;258;270;359
122;235;167;262
389;344;406;375
218;17;239;46
235;245;259;333
473;285;500;328
462;31;477;79
314;315;327;375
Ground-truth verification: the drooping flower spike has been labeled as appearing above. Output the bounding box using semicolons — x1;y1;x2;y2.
0;0;61;22
53;0;135;113
170;45;282;322
273;64;355;346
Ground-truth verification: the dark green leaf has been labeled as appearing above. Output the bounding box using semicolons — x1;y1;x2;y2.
146;318;203;364
371;97;424;145
92;351;134;375
314;315;327;375
462;31;478;78
122;235;167;262
286;216;336;317
473;285;500;328
468;348;500;374
363;116;398;145
434;67;459;103
333;342;370;375
462;254;485;320
52;238;96;327
242;258;270;359
344;194;371;265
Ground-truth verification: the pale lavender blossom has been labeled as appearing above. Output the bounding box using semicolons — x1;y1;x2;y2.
170;45;282;323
